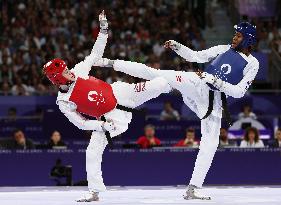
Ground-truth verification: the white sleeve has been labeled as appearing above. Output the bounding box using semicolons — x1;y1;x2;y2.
213;59;259;98
58;101;104;131
257;140;264;148
175;44;230;63
240;140;247;148
71;32;108;78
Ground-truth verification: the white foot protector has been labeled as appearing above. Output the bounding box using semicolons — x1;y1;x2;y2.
76;191;99;202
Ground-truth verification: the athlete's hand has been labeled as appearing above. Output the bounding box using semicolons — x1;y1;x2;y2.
198;72;216;84
102;119;116;132
195;69;204;78
99;10;108;31
164;40;181;50
93;58;114;68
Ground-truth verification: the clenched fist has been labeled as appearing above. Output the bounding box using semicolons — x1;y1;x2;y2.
164;40;181;51
99;10;108;32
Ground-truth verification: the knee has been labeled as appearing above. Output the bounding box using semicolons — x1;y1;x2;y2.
154;77;171;93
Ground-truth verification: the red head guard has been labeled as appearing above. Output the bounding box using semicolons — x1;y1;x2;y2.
43;58;73;85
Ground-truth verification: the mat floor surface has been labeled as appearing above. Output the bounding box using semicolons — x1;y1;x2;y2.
0;186;280;205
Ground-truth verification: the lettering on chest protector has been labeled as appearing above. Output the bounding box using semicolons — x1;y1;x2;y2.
205;49;248;85
69;77;117;118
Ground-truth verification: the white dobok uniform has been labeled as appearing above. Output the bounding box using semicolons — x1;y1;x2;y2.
112;43;259;188
56;32;171;192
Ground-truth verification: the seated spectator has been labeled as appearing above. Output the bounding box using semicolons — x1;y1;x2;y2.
240;127;264;148
174;128;199;148
47;130;66;149
5;107;17;122
11;77;30;96
219;128;237;147
271;128;281;148
238;105;257;120
160;101;180;121
8;129;35;149
136;124;161;148
1;82;11;96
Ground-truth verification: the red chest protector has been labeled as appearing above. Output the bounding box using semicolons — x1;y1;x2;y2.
69;77;117;118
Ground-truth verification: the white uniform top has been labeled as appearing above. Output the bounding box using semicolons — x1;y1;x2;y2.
175;44;260;118
176;44;260;99
240;140;264;148
56;32;132;137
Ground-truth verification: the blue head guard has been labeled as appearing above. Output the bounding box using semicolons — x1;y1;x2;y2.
234;22;257;49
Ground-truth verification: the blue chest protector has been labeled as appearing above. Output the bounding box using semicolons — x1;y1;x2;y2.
205;48;248;90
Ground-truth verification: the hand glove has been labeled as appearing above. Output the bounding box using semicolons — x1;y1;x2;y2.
200;72;215;84
102;120;116;132
164;40;181;51
200;72;223;89
93;58;114;67
99;10;108;32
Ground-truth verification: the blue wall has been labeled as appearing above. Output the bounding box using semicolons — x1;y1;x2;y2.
0;148;280;186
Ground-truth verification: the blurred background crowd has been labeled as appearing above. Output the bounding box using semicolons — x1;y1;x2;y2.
1;0;281;96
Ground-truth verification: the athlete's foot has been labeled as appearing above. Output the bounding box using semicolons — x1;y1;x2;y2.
76;191;99;202
183;184;211;200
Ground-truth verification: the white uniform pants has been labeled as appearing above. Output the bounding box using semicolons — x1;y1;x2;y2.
86;77;171;192
114;60;222;188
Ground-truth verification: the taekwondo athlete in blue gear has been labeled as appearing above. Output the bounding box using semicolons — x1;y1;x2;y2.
99;21;259;200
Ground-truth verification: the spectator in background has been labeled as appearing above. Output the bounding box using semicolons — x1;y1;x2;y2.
8;129;35;149
1;81;11;96
238;105;257;120
160;101;180;121
0;57;14;85
11;77;30;96
136;124;161;148
1;0;206;96
219;128;237;147
174;128;199;148
240;127;264;148
5;107;17;122
47;130;66;149
271;128;281;148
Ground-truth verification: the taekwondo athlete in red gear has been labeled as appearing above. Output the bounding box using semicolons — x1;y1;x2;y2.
43;11;171;202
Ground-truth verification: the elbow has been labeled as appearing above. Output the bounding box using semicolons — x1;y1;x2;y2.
231;89;246;98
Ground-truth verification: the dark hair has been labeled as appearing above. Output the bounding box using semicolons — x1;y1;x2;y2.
242;104;251;111
244;127;259;142
186;127;195;134
12;128;23;136
51;130;60;135
144;124;155;130
164;101;173;106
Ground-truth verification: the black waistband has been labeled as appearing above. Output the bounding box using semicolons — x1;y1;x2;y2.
202;91;232;126
101;104;142;148
100;115;113;149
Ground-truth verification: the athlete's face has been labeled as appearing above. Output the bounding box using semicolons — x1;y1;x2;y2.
62;68;75;81
231;32;243;49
